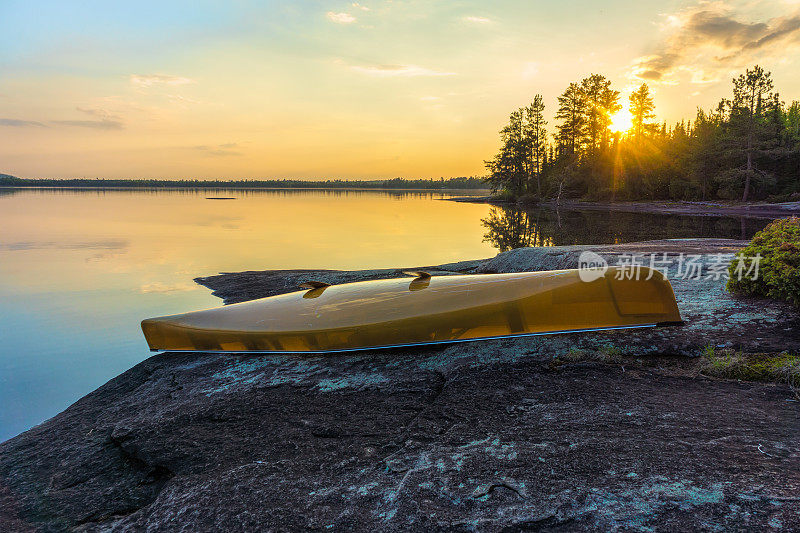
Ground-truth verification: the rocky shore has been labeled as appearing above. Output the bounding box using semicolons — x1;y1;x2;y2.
448;196;800;219
1;239;798;531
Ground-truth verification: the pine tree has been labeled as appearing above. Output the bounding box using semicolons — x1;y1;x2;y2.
629;83;656;142
730;65;774;201
555;83;587;158
524;95;547;197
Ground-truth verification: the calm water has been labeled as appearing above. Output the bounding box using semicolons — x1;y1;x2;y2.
0;188;768;441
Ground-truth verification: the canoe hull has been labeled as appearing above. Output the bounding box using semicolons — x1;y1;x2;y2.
141;267;683;353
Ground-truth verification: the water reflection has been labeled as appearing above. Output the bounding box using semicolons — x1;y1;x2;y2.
481;205;768;251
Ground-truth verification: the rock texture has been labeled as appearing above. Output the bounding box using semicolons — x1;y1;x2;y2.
1;239;799;532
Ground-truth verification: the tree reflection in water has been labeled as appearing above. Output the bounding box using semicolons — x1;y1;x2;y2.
481;205;769;252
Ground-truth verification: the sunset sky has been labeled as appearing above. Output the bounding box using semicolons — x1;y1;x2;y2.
2;0;799;179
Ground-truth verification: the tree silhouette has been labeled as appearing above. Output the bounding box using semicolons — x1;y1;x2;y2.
581;74;620;154
555;83;587;158
485;64;800;203
525;95;547;197
730;65;775;201
629;83;656;142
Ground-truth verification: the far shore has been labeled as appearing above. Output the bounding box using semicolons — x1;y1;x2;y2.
0;186;491;193
447;195;800;219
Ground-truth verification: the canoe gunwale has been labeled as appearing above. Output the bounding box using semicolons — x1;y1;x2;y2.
147;322;671;354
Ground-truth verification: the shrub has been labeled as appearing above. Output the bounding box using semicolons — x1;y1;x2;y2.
727;217;800;305
491;189;517;203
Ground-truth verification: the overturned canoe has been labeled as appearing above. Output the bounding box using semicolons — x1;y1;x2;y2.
141;267;682;353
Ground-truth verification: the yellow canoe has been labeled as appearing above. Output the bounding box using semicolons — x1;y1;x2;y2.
141;267;682;353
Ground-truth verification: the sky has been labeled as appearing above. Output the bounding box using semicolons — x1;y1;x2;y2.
1;0;799;179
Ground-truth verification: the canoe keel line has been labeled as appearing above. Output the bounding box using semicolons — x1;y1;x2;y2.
141;267;684;353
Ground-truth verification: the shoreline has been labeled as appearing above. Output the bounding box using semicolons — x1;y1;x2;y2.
2;238;799;531
0;186;491;193
447;196;800;219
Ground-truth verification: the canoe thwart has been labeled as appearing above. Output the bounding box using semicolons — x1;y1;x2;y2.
402;270;431;280
299;280;331;289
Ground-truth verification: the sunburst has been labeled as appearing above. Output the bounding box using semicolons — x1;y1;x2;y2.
609;108;634;133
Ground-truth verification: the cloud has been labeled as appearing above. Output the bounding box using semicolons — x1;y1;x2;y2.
130;74;194;87
0;239;128;251
349;64;456;77
75;107;109;117
51;107;124;129
327;11;356;24
51;119;123;129
0;118;46;127
419;95;442;101
352;2;370;11
192;143;242;157
464;16;492;24
631;3;800;84
0;108;123;129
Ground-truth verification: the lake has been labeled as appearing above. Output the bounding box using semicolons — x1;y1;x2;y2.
0;188;769;441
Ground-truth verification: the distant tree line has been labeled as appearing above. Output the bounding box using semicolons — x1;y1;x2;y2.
0;176;489;190
486;65;800;202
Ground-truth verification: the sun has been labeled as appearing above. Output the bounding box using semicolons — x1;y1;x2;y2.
609;108;634;133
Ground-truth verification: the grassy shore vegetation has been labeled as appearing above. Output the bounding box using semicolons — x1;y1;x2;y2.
486;66;800;203
701;346;799;398
0;175;488;190
553;345;799;397
727;217;800;305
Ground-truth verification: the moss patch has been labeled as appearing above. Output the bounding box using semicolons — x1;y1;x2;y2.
700;345;800;391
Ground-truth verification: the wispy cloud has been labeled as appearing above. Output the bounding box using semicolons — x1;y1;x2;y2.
0;239;128;251
631;2;800;83
52;107;124;130
192;143;242;157
0;118;46;127
464;16;492;24
349;63;456;77
352;2;370;11
0;108;124;129
52;119;123;129
130;74;194;87
327;11;356;24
